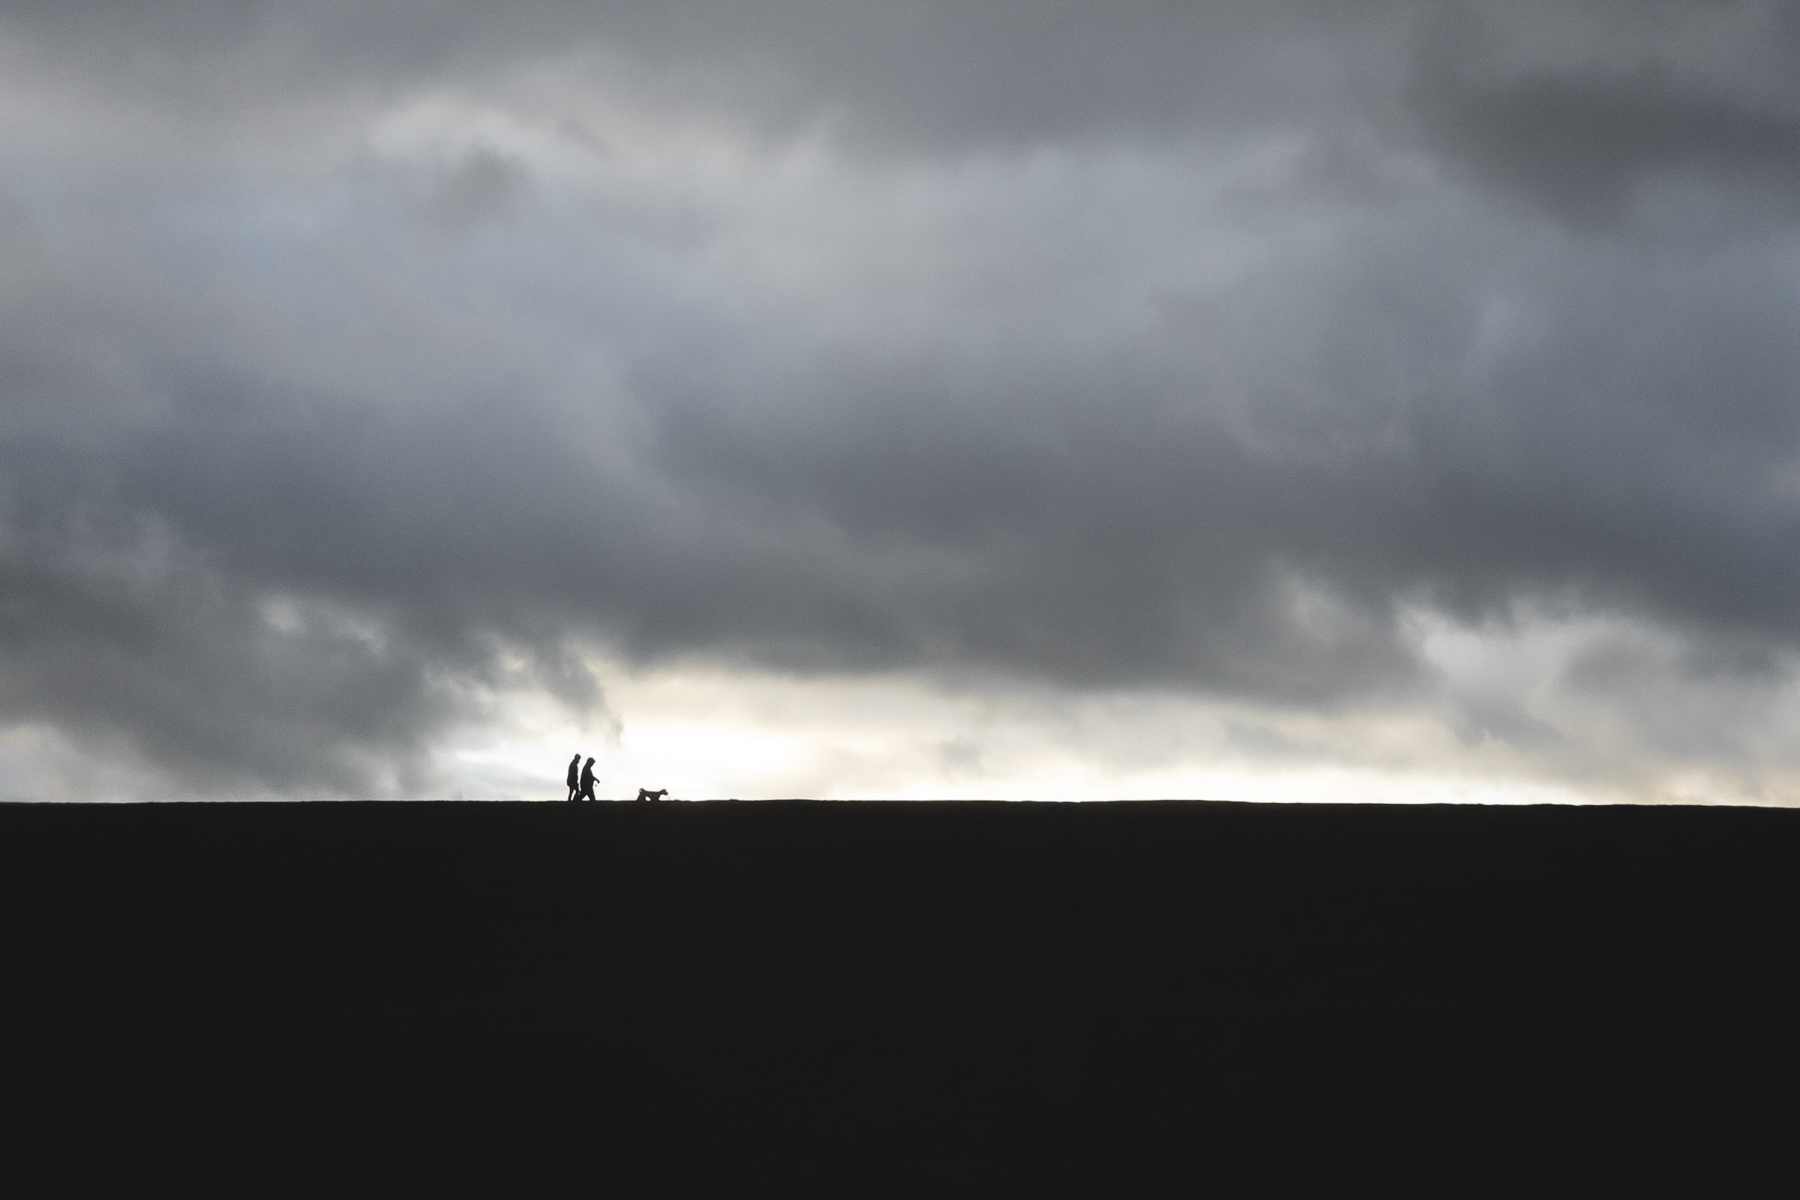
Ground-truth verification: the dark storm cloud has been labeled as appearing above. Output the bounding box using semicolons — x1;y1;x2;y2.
0;503;458;793
1409;7;1800;228
4;1;1800;795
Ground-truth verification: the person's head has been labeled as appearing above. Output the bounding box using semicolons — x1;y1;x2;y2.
571;752;580;761
585;757;595;767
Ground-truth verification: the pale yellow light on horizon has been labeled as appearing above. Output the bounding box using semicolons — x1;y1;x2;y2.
443;660;1626;806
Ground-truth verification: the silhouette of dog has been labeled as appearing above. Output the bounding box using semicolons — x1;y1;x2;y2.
635;788;669;802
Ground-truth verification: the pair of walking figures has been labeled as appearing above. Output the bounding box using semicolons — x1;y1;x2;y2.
567;755;597;803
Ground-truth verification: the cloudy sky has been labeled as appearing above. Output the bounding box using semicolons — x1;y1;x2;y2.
3;1;1799;803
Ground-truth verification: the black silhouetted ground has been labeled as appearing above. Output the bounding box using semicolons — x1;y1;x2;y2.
4;799;1794;1162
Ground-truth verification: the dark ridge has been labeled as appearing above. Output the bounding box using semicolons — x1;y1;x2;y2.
5;800;1794;1141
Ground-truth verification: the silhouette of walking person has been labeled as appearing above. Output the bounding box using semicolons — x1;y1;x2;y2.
578;757;598;803
566;753;581;803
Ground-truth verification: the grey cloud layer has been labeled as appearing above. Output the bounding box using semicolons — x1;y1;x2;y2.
3;2;1799;795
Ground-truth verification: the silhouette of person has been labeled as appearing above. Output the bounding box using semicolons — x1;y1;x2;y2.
566;753;581;803
578;757;597;803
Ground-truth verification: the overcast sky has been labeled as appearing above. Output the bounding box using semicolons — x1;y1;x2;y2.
3;1;1799;803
